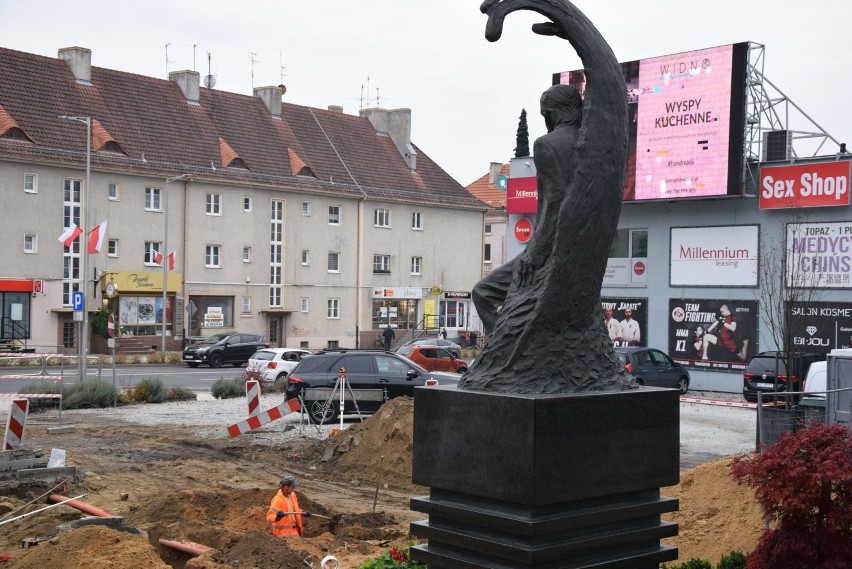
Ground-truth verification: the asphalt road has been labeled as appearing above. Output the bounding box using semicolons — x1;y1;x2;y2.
0;363;245;390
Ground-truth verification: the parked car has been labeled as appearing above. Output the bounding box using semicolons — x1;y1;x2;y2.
615;346;691;394
742;351;826;403
395;344;468;373
400;338;463;358
286;349;461;423
802;360;827;398
245;348;312;389
182;333;269;368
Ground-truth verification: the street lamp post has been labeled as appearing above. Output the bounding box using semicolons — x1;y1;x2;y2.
163;174;190;353
60;115;91;381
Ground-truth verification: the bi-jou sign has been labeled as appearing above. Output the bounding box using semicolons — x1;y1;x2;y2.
759;160;851;209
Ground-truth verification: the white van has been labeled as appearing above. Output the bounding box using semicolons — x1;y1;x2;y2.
803;361;827;398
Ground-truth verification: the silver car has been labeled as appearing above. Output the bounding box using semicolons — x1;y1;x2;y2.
245;348;312;389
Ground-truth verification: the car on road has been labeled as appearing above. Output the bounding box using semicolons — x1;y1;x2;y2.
245;348;312;389
398;338;463;358
182;333;269;368
615;346;691;394
742;351;825;402
286;349;461;423
394;344;468;374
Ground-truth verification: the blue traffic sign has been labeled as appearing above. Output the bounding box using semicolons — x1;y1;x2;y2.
72;291;84;312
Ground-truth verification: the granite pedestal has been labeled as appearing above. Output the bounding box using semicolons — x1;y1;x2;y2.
410;386;680;568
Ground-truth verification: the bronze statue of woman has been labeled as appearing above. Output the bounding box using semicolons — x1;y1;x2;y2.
461;0;636;393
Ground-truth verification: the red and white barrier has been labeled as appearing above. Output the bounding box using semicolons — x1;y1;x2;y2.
246;380;260;417
227;398;300;437
4;398;29;450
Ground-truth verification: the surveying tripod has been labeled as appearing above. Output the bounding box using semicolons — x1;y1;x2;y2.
300;367;366;430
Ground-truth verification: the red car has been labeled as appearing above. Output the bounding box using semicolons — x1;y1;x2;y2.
395;344;468;373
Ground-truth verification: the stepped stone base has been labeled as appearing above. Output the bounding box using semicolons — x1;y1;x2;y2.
410;386;680;568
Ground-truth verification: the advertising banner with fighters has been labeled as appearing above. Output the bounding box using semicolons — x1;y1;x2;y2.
669;298;758;371
601;297;648;347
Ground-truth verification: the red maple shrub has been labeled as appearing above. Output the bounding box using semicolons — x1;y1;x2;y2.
730;422;852;569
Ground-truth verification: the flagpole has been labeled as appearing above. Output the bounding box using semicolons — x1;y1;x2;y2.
164;174;190;354
60;115;91;382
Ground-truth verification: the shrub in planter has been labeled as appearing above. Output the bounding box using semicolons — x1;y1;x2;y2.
211;377;246;399
717;551;746;569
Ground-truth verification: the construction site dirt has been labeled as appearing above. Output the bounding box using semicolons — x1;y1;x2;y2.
0;395;765;568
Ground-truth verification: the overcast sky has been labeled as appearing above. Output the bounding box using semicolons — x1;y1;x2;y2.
2;1;850;186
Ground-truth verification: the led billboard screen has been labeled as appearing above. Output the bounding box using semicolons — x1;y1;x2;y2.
555;42;748;202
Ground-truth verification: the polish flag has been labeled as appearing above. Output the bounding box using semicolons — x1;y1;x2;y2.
87;220;108;254
57;225;83;248
155;251;176;271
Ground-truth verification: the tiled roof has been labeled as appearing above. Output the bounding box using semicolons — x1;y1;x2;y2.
466;163;509;208
0;102;33;141
0;46;484;209
218;137;241;169
91;118;120;152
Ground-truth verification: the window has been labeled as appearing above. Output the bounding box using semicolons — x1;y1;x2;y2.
24;173;37;193
374;208;391;228
373;254;390;273
327;298;340;319
108;182;119;200
243;197;253;212
242;246;251;263
485;223;492;236
242;297;251;313
206;193;222;215
300;341;309;349
206;245;221;268
269;200;284;307
411;256;422;275
145;187;161;211
300;298;309;313
412;211;422;230
327;251;340;272
24;234;37;253
484;243;492;263
328;204;340;225
63;322;75;349
108;239;119;257
302;201;311;216
144;241;162;265
301;250;310;266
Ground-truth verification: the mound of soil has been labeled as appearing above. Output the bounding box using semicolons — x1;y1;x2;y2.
0;397;765;567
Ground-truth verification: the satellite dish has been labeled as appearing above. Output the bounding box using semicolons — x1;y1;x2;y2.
203;75;217;88
278;84;287;95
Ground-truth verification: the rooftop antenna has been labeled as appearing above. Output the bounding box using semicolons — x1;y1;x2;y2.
376;87;381;108
203;51;216;89
251;52;258;90
279;50;287;84
164;43;174;75
193;44;197;71
360;76;371;109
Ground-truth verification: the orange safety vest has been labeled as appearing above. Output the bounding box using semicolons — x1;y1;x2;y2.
266;489;303;536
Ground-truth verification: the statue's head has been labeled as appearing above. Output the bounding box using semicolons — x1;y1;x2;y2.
540;84;582;132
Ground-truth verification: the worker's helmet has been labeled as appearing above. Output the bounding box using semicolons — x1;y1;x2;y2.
280;476;298;487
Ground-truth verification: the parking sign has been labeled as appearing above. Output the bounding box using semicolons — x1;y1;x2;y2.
72;291;84;312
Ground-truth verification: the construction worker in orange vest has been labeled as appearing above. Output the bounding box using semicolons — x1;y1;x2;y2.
266;476;311;536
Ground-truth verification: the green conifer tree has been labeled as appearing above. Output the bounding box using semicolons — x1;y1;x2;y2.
514;109;530;157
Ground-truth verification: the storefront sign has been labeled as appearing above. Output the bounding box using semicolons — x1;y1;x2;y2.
371;287;423;299
668;298;758;371
204;307;224;327
788;301;852;352
513;217;533;243
601;297;647;347
106;271;182;293
786;222;852;289
670;225;758;287
444;291;471;299
506;177;538;214
760;160;850;209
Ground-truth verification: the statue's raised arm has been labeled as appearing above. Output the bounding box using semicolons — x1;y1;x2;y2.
462;0;635;393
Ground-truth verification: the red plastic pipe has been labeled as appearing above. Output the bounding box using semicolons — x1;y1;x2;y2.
48;494;111;517
158;538;211;556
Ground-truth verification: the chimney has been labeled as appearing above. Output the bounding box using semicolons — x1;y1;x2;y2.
58;47;92;84
360;107;416;171
328;105;344;113
169;70;200;105
489;162;503;185
254;86;283;119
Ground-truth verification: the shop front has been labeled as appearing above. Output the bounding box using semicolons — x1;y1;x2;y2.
102;272;182;341
0;279;37;343
371;287;422;331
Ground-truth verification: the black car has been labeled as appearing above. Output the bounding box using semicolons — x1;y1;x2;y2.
742;351;826;403
615;347;691;394
286;349;461;423
182;333;269;368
